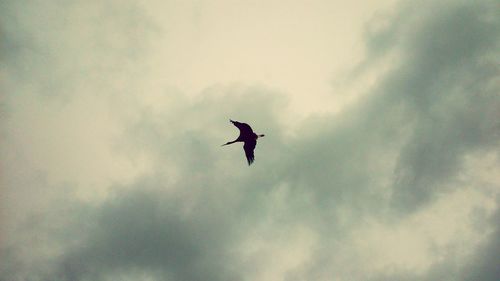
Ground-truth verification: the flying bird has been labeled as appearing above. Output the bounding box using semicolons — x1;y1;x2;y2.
222;119;265;165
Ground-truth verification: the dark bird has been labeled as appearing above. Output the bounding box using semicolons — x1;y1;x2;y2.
222;119;265;165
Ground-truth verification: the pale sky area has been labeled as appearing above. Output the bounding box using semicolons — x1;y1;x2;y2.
1;0;499;280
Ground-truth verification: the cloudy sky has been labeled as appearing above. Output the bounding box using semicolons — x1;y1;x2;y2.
1;0;499;280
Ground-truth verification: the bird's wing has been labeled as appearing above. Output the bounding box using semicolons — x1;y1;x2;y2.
243;139;256;165
230;119;254;135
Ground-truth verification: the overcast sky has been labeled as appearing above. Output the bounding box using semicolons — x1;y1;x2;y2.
1;0;499;280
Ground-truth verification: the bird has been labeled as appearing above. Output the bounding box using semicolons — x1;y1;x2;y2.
222;119;265;165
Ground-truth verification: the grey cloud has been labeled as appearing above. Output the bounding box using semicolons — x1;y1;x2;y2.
461;198;500;281
281;0;500;222
360;0;500;213
0;0;157;100
368;197;500;281
53;187;243;281
1;0;499;280
280;0;500;278
1;87;290;281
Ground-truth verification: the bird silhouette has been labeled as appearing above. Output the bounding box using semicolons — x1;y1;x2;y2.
222;119;265;165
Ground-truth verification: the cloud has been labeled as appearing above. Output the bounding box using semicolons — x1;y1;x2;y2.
1;0;499;280
461;201;500;281
358;0;500;213
366;195;500;281
0;0;157;100
0;86;292;281
53;186;244;281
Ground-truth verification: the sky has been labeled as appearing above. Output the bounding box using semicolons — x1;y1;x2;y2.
1;0;499;280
